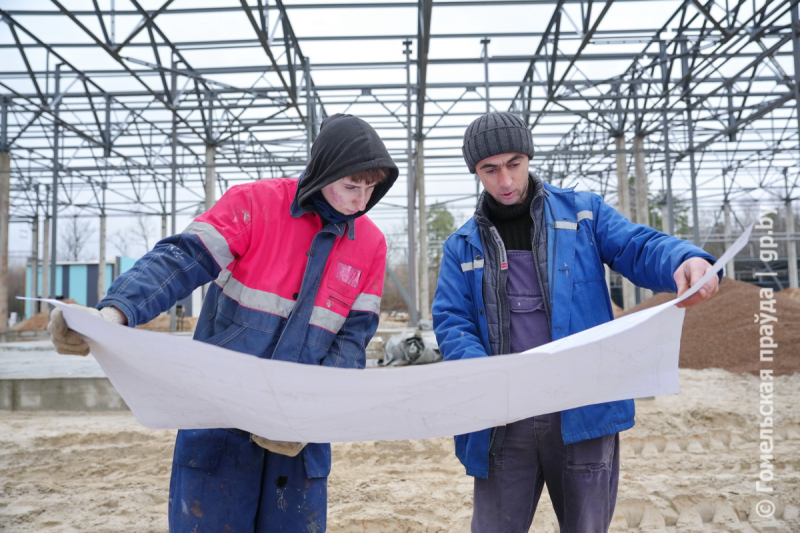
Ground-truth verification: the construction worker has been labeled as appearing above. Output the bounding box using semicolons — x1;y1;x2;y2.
48;113;398;532
432;111;720;533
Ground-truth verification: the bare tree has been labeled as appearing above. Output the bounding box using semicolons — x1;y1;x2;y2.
132;214;156;252
59;216;95;261
109;229;131;257
109;215;156;259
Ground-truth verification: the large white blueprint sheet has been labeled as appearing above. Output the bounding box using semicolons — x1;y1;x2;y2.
45;226;751;443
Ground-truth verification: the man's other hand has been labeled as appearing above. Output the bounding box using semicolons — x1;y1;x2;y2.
48;305;126;356
251;435;307;457
673;257;719;309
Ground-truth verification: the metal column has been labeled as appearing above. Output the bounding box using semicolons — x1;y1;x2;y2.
633;135;652;300
788;198;798;289
31;185;40;314
633;136;648;226
481;38;491;113
0;149;9;332
205;145;216;211
681;40;701;246
790;5;800;289
659;41;675;235
615;135;635;310
42;186;50;308
98;183;107;300
723;200;736;280
402;41;418;325
169;60;178;332
50;64;62;299
417;139;429;320
305;58;314;160
0;96;8;328
403;41;418;325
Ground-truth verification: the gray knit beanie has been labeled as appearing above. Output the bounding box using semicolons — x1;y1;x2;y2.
462;112;534;174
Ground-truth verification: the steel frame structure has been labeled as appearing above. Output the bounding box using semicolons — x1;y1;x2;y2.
1;0;799;321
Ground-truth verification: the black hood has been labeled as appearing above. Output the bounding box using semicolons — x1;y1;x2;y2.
294;113;399;217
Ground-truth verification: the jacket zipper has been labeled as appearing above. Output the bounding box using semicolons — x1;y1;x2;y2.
530;187;552;330
548;197;558;311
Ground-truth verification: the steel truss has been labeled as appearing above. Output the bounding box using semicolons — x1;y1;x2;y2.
1;0;799;318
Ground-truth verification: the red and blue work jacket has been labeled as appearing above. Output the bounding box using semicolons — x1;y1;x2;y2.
100;177;386;478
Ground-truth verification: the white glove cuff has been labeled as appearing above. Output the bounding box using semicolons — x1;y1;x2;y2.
99;306;124;325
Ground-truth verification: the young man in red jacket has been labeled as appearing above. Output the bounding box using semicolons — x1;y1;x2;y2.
48;113;398;532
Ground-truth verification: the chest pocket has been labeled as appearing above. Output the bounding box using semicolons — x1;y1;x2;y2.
325;255;367;312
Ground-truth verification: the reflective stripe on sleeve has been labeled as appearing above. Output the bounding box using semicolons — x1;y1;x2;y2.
352;293;381;314
183;221;235;270
310;306;347;333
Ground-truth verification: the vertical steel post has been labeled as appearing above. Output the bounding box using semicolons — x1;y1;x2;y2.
417;140;429;320
0;118;8;332
104;96;112;158
50;64;61;299
634;136;648;226
786;169;798;289
205;146;216;211
615;135;635;310
42;186;50;307
31;184;40;314
98;183;107;300
722;170;735;280
404;40;418;325
723;200;735;280
481;38;491;113
659;41;675;235
681;40;701;245
789;6;800;288
305;58;313;161
169;59;178;332
162;182;168;240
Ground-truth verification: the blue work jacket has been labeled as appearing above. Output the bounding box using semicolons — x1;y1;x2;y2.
432;181;718;478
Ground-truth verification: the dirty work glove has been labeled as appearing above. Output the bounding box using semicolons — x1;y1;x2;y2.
48;305;125;356
251;435;306;457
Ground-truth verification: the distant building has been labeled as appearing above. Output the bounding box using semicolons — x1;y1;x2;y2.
24;257;199;319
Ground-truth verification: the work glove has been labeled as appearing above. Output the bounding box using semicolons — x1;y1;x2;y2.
48;305;125;356
251;435;307;457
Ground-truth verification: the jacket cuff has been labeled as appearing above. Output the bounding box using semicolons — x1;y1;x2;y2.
96;296;137;328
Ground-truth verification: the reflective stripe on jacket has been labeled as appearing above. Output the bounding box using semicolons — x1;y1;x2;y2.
432;180;717;479
100;177;386;478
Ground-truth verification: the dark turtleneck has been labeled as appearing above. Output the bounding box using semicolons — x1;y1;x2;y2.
484;176;535;251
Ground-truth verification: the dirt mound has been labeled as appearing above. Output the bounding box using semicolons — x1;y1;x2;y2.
12;299;79;331
782;287;800;302
622;278;800;376
12;303;197;333
135;312;198;333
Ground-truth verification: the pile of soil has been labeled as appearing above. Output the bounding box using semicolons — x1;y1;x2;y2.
622;278;800;376
783;287;800;302
12;299;78;331
12;303;197;333
135;312;198;333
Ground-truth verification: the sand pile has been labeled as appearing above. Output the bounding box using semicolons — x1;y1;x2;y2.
12;299;78;331
134;313;198;333
11;304;197;334
622;278;800;376
782;287;800;302
1;369;798;532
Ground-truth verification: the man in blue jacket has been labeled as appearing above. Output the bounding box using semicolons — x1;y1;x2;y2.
431;112;720;533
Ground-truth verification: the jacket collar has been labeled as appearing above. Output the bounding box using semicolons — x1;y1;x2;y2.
290;197;356;240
